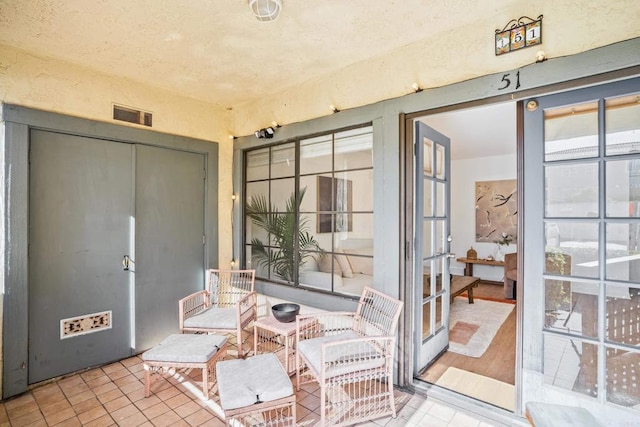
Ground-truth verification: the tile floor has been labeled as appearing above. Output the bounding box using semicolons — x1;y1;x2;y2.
0;353;512;427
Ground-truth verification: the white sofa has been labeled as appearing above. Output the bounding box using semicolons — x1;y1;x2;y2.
300;244;373;296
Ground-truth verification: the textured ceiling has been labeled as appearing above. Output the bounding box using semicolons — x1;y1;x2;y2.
0;0;514;109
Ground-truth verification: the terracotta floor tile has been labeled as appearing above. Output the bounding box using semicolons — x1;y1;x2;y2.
138;422;154;427
127;363;145;374
77;405;109;424
61;383;91;398
121;357;142;368
127;388;149;403
3;393;36;411
155;385;182;402
72;397;102;415
102;362;126;374
58;375;85;389
110;403;142;423
0;405;7;423
45;406;76;425
149;410;184;427
115;374;140;388
97;388;124;405
34;389;67;408
299;392;321;411
141;402;171;419
9;409;45;427
184;408;214;426
104;395;131;413
114;411;147;427
199;415;226;427
86;375;113;389
107;368;132;382
134;395;161;411
67;390;96;406
120;379;144;393
82;413;116;427
173;401;200;419
164;393;191;409
51;416;82;427
81;368;106;380
41;399;73;417
32;382;63;399
7;399;40;420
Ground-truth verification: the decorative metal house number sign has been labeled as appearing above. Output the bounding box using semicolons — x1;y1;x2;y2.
495;15;543;56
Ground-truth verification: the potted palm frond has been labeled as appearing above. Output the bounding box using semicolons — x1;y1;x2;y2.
245;187;321;282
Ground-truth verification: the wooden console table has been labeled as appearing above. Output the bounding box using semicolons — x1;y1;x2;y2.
456;257;505;286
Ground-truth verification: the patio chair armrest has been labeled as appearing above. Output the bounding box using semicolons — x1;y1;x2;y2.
178;290;209;330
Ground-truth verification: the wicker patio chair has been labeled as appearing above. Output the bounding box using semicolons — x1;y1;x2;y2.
179;269;257;358
295;286;403;426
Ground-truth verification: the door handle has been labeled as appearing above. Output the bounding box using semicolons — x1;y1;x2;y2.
122;255;135;271
446;253;456;259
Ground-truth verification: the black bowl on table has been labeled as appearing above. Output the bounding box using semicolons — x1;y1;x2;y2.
271;303;300;323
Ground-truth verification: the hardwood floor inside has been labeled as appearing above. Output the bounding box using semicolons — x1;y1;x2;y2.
419;282;517;385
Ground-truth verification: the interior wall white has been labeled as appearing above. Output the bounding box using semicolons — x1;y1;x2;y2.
451;153;517;281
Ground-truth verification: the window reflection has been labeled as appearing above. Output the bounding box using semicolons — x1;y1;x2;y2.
544;335;598;398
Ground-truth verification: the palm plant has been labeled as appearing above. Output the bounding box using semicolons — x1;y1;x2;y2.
246;187;321;282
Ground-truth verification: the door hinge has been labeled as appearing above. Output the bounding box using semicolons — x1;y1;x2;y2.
405;241;411;259
203;235;206;245
203;169;206;180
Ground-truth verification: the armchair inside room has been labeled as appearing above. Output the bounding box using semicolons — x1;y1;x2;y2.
504;252;518;299
295;286;403;426
178;269;256;358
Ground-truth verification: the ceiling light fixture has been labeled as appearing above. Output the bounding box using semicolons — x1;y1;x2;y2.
249;0;282;21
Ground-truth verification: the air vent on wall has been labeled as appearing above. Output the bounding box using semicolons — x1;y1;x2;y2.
113;104;153;127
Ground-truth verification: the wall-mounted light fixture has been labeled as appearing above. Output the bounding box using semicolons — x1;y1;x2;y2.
271;121;281;128
255;126;275;139
412;82;423;93
535;50;547;63
329;104;340;113
249;0;282;21
228;134;236;140
231;194;237;201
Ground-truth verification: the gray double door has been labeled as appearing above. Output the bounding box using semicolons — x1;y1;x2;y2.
28;130;205;384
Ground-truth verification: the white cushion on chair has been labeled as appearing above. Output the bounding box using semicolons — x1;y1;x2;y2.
183;307;237;329
142;334;227;364
297;331;386;378
217;353;293;410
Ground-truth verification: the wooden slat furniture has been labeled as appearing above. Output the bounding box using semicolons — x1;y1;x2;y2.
456;257;505;286
450;275;480;304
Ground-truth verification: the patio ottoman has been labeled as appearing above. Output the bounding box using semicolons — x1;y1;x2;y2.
142;334;227;398
217;353;296;426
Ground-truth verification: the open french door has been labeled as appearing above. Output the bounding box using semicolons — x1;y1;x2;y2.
414;120;453;373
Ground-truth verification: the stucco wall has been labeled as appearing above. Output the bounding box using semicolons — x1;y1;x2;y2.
230;1;640;136
451;154;518;281
0;44;235;271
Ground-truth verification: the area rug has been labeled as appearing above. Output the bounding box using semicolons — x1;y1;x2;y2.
449;296;514;358
436;366;515;411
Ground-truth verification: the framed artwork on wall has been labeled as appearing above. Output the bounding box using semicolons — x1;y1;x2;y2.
317;176;353;233
475;179;517;243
